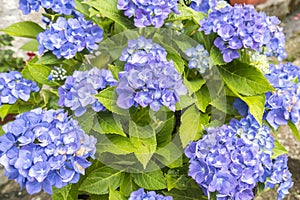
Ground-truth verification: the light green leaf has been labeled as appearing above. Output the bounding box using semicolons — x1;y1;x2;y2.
184;77;206;95
210;46;226;66
129;121;157;169
20;40;38;51
195;86;211;112
180;106;207;148
83;0;135;30
52;184;78;200
176;3;205;23
120;174;139;197
2;21;44;38
129;107;151;126
176;95;195;111
93;112;126;136
272;140;288;159
27;63;57;86
218;61;273;96
210;96;238;115
155;143;183;168
0;105;13;120
79;166;124;195
132;170;167;190
95;87;129;116
156;116;175;147
75;109;97;133
96;135;135;155
36;53;62;65
109;188;126;200
165;169;189;191
288;121;300;142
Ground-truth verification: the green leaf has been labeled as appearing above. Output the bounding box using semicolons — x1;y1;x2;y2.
95;87;129;116
2;21;44;38
109;188;126;200
176;95;195;111
132;170;167;190
120;173;139;197
288;121;300;142
180;106;207;148
218;60;273;96
272;140;288;159
240;94;266;126
176;3;205;23
36;52;63;65
163;187;208;200
210;46;226;66
156;116;175;147
75;109;97;133
83;0;135;30
20;40;38;51
165;169;189;191
79;166;124;195
210;96;238;115
52;185;78;200
0;105;13;120
155;143;183;168
129;107;151;126
27;63;57;86
194;86;211;112
93;112;126;136
95;134;135;155
256;182;265;196
129;121;157;169
184;77;206;95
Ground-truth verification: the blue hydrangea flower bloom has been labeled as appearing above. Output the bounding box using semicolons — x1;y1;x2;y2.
48;66;67;81
185;44;210;73
264;63;300;129
19;0;75;15
129;188;173;200
37;17;104;59
0;71;39;106
199;3;286;62
185;115;292;200
117;0;179;28
58;67;118;117
190;0;225;13
116;37;187;111
0;108;97;195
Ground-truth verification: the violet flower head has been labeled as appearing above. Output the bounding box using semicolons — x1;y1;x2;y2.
184;44;210;73
37;16;103;59
116;37;187;111
19;0;75;15
199;3;286;62
0;71;39;106
58;67;118;117
184;115;291;199
117;0;179;28
264;63;300;129
0;108;97;195
129;188;173;200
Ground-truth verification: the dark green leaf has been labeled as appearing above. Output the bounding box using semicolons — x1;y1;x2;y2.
156;116;175;147
2;21;44;39
218;61;273;96
163;187;207;200
129;107;151;126
120;174;139;197
79;166;124;195
165;169;189;191
132;170;167;190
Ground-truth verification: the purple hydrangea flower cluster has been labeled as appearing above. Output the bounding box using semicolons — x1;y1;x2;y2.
37;17;104;59
58;67;118;117
0;108;97;195
117;0;179;28
199;3;286;62
48;66;67;81
184;44;210;73
185;115;292;200
19;0;75;15
264;63;300;129
0;71;39;106
265;155;294;200
129;188;173;200
116;37;187;111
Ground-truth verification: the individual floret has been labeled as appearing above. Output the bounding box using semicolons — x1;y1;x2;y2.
0;108;97;194
199;3;286;62
117;0;179;28
116;37;187;111
129;188;173;200
58;67;118;117
0;71;39;106
37;17;103;59
184;44;210;73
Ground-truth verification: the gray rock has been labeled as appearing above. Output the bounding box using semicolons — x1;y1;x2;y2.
256;0;290;19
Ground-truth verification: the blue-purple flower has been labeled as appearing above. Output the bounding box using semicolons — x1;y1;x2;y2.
117;0;179;28
185;115;292;199
19;0;75;15
129;188;173;200
0;108;97;194
116;37;187;111
58;67;118;117
184;44;210;73
37;17;103;59
199;3;286;62
0;71;39;106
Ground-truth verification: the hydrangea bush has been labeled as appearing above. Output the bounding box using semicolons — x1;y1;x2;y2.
0;0;299;199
